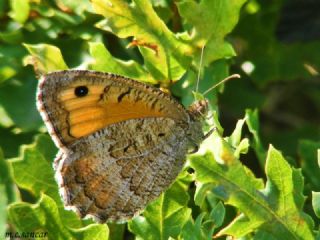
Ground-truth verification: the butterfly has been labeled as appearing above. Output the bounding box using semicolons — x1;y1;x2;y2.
36;70;209;222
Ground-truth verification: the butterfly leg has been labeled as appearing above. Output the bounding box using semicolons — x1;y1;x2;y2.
203;127;216;140
188;144;199;154
188;127;216;154
206;113;214;120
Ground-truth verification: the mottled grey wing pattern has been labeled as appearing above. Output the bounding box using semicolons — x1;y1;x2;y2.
54;117;189;222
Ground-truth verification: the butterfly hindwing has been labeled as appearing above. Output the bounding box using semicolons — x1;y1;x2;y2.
55;117;188;222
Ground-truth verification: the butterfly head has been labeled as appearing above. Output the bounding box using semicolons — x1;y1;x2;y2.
188;99;209;120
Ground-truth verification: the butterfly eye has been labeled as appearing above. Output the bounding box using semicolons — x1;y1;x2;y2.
74;86;89;97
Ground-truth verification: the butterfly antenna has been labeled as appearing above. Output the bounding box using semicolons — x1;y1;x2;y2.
195;45;205;94
202;74;241;96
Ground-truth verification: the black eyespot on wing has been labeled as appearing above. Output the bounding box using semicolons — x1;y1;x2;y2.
75;86;88;97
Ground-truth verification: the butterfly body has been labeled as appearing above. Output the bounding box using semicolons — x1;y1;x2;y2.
37;70;208;222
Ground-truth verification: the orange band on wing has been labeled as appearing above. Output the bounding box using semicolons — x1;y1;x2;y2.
59;84;166;139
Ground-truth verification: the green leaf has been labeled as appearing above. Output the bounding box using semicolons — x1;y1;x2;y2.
9;0;30;23
0;64;16;83
208;201;225;229
23;43;68;74
209;133;237;165
107;223;126;240
0;71;42;132
8;134;84;228
229;119;246;147
0;148;16;204
190;145;314;239
0;0;7;17
220;214;262;238
128;173;191;240
177;0;246;44
245;109;266;166
299;140;320;191
0;22;23;44
194;182;216;209
89;42;155;83
55;0;92;15
259;146;313;238
180;202;225;240
227;118;249;158
70;223;109;240
180;213;207;240
177;0;246;63
0;148;11;238
8;193;109;240
0;126;35;158
0;45;25;85
91;0;192;84
9;134;59;200
0;185;7;238
312;192;320;219
204;40;235;64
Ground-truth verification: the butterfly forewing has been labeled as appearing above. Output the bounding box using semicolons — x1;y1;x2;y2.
37;70;189;147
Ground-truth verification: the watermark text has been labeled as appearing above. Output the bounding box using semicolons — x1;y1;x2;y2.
5;231;48;239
